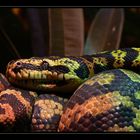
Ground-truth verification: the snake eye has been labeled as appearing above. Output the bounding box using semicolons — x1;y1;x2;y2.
16;62;22;66
42;61;49;65
41;61;49;70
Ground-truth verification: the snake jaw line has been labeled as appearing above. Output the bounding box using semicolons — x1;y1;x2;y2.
7;70;82;92
6;60;85;92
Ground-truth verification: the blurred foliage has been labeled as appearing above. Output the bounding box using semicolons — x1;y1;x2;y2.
0;8;140;73
48;8;84;56
84;8;140;48
84;8;124;54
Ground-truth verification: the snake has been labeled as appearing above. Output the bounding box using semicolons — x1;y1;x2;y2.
0;73;67;132
1;47;140;132
0;73;37;132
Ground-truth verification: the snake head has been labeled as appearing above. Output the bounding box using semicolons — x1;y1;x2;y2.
6;56;93;93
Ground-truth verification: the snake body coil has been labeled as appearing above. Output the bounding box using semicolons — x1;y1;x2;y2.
0;88;37;132
3;47;140;132
58;69;140;132
31;94;68;132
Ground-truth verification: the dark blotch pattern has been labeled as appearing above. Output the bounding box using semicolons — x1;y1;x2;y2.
74;64;90;79
31;94;68;132
0;107;5;114
66;82;109;109
40;61;49;70
58;69;140;132
0;89;37;132
51;66;70;73
13;62;70;74
59;105;136;132
103;70;140;109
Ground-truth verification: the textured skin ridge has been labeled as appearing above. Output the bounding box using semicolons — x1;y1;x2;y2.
58;69;140;132
31;94;68;132
0;88;37;132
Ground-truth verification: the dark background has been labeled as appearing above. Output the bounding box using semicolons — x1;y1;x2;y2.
0;8;140;74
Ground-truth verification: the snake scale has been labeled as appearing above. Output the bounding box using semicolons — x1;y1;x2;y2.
0;47;140;132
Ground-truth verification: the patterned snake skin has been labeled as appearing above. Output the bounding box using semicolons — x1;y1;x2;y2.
58;69;140;132
3;47;140;132
31;94;68;132
0;89;37;132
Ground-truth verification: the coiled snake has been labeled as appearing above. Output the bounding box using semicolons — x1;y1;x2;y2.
1;47;140;132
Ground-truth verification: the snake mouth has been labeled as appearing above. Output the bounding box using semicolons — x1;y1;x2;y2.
8;78;70;89
7;75;82;94
6;69;80;91
6;62;84;93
